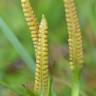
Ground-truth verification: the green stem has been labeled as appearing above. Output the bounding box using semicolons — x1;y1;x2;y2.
72;70;80;96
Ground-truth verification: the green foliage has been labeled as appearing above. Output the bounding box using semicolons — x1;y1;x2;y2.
0;0;96;96
0;18;35;73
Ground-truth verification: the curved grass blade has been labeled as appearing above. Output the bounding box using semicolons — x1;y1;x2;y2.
0;17;35;73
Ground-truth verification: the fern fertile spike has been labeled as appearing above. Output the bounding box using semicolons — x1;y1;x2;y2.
39;15;49;96
34;15;49;95
21;0;38;49
64;0;84;70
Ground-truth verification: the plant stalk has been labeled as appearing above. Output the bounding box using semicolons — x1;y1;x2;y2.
71;70;81;96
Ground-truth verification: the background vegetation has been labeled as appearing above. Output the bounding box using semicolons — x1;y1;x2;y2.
0;0;96;96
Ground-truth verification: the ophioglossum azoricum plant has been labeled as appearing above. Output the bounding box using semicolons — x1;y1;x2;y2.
21;0;49;96
64;0;84;96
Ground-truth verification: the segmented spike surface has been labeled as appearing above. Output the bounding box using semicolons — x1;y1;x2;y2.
21;0;49;95
34;15;49;96
21;0;38;49
40;15;49;96
34;32;42;93
64;0;84;70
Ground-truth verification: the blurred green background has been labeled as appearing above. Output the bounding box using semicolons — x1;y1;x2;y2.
0;0;96;96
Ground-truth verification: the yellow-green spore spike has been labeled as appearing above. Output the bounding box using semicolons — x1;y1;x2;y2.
64;0;84;70
21;0;39;49
39;15;49;96
34;15;49;96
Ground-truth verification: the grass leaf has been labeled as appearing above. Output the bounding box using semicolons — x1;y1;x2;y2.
0;17;35;74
